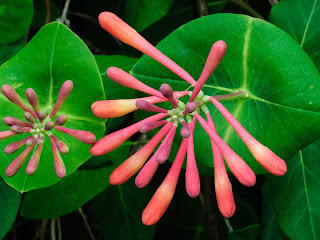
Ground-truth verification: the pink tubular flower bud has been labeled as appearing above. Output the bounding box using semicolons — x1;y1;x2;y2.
0;130;16;140
44;121;55;130
109;122;173;185
183;102;197;115
139;120;168;133
38;111;46;123
186;118;200;197
142;138;188;226
209;97;287;175
4;136;33;154
51;135;69;154
54;115;68;126
189;41;227;102
26;145;43;175
136;100;167;113
3;116;33;128
1;84;37;118
194;112;256;187
49;80;73;119
207;113;235;218
98;12;196;85
160;84;177;108
54;126;96;145
25;88;40;115
37;136;45;145
24;112;35;123
180;121;191;138
91;113;168;156
107;67;164;99
25;136;35;146
156;125;177;164
10;125;31;134
5;142;36;177
50;136;66;178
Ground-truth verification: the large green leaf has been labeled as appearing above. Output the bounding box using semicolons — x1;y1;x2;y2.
91;179;156;240
0;22;105;192
268;139;320;240
228;224;259;240
124;0;174;32
0;178;20;239
0;0;33;44
270;0;320;71
132;14;320;174
0;36;25;66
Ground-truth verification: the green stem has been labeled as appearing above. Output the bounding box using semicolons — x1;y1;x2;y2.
228;0;264;20
212;91;248;102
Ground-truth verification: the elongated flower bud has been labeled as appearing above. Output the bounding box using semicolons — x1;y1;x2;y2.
38;111;46;123
183;102;197;114
4;136;33;154
139;120;167;133
91;113;167;156
54;115;68;126
98;12;196;85
0;130;16;140
109;123;173;185
107;67;164;99
5;142;36;177
1;84;37;118
156;125;177;164
142;138;188;226
189;41;227;102
180;121;191;138
50;136;66;178
54;126;96;145
136;100;167;113
209;97;287;175
207;113;235;218
186;118;200;197
26;145;43;175
160;84;177;108
44;121;55;130
51;135;69;154
26;136;35;146
3;116;33;128
26;88;40;115
24;112;35;123
37;136;45;145
10;125;31;134
194;112;256;187
49;80;73;119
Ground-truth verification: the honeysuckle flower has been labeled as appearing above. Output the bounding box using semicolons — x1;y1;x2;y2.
91;12;287;225
0;80;96;178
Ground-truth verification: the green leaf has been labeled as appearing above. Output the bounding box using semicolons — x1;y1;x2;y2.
0;178;21;239
132;14;320;174
0;36;25;66
268;139;320;240
270;0;320;71
124;0;174;32
228;224;260;240
0;22;106;192
0;0;33;44
91;179;156;240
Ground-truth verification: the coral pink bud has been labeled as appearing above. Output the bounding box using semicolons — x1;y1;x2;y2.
54;115;68;126
25;88;40;115
51;135;69;154
180;121;191;138
139;120;167;133
136;100;167;113
3;116;33;128
37;136;45;145
186;118;200;197
142;138;188;226
160;84;177;108
183;102;197;114
156;125;177;164
1;84;37;118
26;145;43;175
98;12;196;85
38;111;46;123
0;130;16;140
107;67;164;99
209;97;287;175
5;142;36;177
26;136;35;146
91;113;167;156
44;121;55;130
49;80;73;119
194;112;256;187
109;122;173;185
189;41;227;102
54;126;96;145
50;136;66;178
207;113;235;218
24;112;35;123
4;136;33;154
10;125;31;134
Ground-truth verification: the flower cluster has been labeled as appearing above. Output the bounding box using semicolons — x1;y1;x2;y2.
0;80;96;178
91;12;287;225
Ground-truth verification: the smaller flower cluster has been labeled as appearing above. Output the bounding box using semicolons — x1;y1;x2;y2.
0;81;96;178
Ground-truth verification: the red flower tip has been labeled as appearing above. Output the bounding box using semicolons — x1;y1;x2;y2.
139;120;167;133
44;121;55;130
26;145;43;175
38;111;46;123
25;88;40;115
180;121;191;138
136;100;168;113
156;125;177;164
183;102;197;114
10;125;31;134
3;116;33;128
24;112;35;123
160;84;177;108
54;115;68;126
4;136;33;154
51;135;69;154
0;130;16;140
50;136;66;178
49;80;73;119
54;126;96;145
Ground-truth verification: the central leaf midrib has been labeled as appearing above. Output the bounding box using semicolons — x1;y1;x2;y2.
300;0;318;47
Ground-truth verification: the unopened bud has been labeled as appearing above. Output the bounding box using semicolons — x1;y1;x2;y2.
139;120;167;133
26;137;35;146
37;136;45;145
3;116;33;128
160;84;174;99
136;100;167;113
183;102;196;114
24;112;35;123
4;136;33;154
26;88;40;114
54;115;68;126
45;121;55;130
10;125;30;134
51;135;69;154
180;121;191;138
49;80;73;119
38;111;46;122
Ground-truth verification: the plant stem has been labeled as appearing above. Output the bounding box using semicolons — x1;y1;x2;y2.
228;0;264;19
195;0;208;16
45;0;50;24
78;208;96;240
58;0;72;26
212;91;248;102
50;219;56;240
224;217;234;232
57;217;62;240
